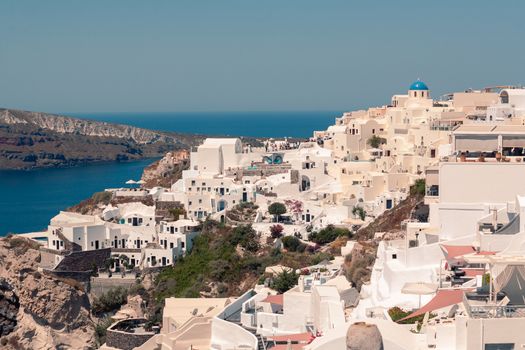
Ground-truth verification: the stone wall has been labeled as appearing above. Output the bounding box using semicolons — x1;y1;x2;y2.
225;163;292;180
106;319;154;350
40;249;60;269
90;276;137;297
43;270;92;283
155;200;184;220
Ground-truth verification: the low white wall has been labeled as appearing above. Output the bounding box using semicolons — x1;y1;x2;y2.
254;312;284;337
211;317;257;350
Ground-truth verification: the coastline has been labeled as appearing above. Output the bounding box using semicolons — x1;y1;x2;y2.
0;158;158;235
0;156;163;172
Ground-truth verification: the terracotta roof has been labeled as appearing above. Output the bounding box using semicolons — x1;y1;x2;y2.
397;289;467;322
261;294;284;305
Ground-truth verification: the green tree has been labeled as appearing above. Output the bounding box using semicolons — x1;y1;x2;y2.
410;179;426;196
352;206;366;221
268;202;287;222
367;135;386;149
272;270;299;293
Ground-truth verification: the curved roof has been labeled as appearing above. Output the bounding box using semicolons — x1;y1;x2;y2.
410;80;429;91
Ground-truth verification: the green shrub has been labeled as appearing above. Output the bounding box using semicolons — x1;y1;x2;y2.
388;306;436;325
230;225;260;252
282;236;303;252
352;206;366;220
169;207;186;221
95;317;114;347
92;191;112;205
6;236;40;254
92;287;128;315
272;270;299;293
308;225;352;245
367;135;386;148
410;179;426;196
310;252;334;265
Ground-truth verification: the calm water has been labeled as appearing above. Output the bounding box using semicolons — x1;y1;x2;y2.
1;111;339;235
69;111;338;138
0;159;156;235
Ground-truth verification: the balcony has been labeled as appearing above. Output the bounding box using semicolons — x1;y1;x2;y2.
463;292;525;319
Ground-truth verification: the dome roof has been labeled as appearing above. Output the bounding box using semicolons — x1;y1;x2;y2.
409;80;429;91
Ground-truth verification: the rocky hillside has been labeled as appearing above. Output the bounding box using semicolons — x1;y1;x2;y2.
140;150;190;188
0;109;205;169
1;109;174;144
0;236;94;349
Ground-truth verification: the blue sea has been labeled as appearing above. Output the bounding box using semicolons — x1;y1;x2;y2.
69;111;338;138
0;111;339;235
0;159;156;235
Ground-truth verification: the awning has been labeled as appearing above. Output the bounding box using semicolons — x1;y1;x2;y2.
261;294;284;306
271;344;305;350
270;332;315;343
441;245;475;259
502;136;525;148
455;135;498;152
397;289;467;322
463;268;485;277
494;265;525;304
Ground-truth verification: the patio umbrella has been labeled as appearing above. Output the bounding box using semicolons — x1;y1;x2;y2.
401;282;438;308
125;179;136;185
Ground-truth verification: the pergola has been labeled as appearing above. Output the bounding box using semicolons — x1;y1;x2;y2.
463;253;525;303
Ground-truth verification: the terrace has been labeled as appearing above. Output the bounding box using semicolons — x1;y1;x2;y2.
463;293;525;319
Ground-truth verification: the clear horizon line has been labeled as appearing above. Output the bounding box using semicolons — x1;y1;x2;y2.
62;109;349;115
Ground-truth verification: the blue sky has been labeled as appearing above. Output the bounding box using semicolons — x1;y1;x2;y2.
0;0;524;113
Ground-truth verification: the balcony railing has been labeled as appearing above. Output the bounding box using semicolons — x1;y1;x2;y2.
464;293;525;319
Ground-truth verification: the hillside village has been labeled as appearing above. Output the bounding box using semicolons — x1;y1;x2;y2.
7;81;525;349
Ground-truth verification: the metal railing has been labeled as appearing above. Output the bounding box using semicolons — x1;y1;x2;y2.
464;295;525;319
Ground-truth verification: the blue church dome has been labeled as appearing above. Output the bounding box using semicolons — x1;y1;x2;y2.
409;80;429;91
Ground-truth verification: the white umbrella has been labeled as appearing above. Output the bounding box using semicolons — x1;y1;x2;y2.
401;282;438;308
125;179;136;185
136;179;145;184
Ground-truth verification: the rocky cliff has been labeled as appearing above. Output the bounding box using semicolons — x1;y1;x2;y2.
0;108;205;170
0;236;94;349
140;150;190;188
0;109;173;144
